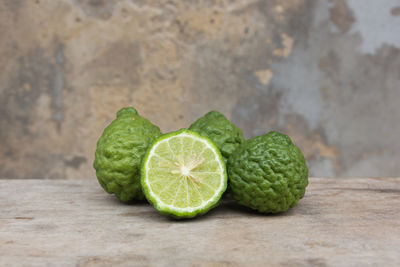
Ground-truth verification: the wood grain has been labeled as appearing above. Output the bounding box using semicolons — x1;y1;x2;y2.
1;178;399;266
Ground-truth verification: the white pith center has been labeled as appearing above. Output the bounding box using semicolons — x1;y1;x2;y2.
171;155;205;184
181;166;190;176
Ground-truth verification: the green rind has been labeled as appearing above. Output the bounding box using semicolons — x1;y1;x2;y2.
189;111;245;163
93;107;162;202
227;131;308;214
141;129;228;219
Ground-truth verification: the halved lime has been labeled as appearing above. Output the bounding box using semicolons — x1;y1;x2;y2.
141;129;227;218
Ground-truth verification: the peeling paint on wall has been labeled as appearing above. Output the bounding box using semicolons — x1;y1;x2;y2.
254;69;274;85
0;0;399;179
347;0;400;53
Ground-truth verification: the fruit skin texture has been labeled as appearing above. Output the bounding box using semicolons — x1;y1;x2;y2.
189;111;245;163
141;129;227;219
227;131;308;213
93;107;162;202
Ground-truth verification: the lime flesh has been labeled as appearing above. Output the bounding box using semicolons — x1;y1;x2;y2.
141;129;227;218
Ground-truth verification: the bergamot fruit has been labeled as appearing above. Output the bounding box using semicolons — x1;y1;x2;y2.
189;111;245;163
141;129;227;218
227;131;308;213
93;107;162;202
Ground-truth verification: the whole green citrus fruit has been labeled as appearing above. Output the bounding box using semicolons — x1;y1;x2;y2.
189;111;245;163
227;131;308;213
93;107;162;202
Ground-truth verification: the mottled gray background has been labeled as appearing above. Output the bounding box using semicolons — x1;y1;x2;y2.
0;0;399;179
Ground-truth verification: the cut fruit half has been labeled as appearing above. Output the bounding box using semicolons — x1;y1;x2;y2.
141;129;227;218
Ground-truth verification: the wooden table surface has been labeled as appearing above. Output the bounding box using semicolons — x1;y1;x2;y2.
0;178;399;266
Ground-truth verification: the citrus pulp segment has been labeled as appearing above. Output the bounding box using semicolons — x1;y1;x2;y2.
141;129;227;218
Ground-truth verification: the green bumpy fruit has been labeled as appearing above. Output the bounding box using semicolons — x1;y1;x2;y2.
189;111;245;163
93;107;162;202
227;131;308;213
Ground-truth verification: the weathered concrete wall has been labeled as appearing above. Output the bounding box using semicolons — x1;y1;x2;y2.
0;0;399;179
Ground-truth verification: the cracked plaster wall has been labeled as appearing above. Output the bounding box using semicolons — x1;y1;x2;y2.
0;0;399;179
